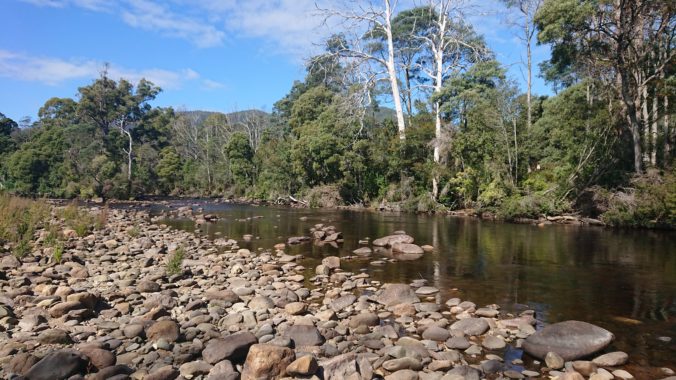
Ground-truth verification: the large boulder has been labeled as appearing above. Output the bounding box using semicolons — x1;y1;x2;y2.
203;331;257;364
522;320;614;361
376;284;420;307
320;352;373;380
241;344;295;380
23;349;89;380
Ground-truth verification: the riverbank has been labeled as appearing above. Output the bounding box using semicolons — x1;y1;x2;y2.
0;201;674;379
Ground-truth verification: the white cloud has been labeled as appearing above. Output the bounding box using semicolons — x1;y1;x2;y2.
121;0;225;48
20;0;111;11
0;50;201;89
202;79;225;89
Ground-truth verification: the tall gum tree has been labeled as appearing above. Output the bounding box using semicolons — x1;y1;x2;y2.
318;0;407;139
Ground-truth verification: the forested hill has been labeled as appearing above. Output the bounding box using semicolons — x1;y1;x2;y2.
0;0;673;228
179;110;270;126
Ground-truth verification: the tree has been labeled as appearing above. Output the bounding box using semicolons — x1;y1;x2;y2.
77;70;160;192
536;0;675;173
413;1;487;199
502;0;543;132
318;0;408;139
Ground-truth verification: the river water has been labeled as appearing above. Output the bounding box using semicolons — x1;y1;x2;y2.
153;200;676;368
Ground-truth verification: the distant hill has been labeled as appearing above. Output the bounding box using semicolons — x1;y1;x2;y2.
178;109;270;125
179;106;395;125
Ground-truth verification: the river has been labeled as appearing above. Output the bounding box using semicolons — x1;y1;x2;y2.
152;200;676;368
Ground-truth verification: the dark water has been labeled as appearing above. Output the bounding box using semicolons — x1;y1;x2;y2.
153;200;676;368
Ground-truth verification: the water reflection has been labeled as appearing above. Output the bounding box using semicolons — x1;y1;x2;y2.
154;201;676;366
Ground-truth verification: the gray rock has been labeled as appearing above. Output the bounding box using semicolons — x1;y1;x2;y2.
23;349;89;380
445;336;471;350
145;366;179;380
348;312;379;329
373;235;414;247
450;318;489;336
482;335;506;350
138;280;161;293
248;295;275;311
285;325;324;346
203;331;257;364
208;360;238;380
385;370;419;380
392;243;424;255
353;247;372;255
38;329;72;344
523;321;614;361
376;284;420;307
331;294;357;311
422;326;450;341
383;357;423;371
180;360;213;378
592;351;629;366
545;351;565;369
320;352;366;380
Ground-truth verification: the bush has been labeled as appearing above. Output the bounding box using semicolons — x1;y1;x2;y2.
0;193;49;257
166;247;185;276
601;169;676;228
305;185;343;208
58;201;105;237
52;241;64;263
498;193;567;220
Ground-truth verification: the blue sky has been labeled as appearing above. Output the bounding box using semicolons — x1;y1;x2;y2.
0;0;551;122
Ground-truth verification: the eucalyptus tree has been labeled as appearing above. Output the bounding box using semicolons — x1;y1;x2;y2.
410;0;488;198
317;0;408;139
502;0;543;131
77;71;160;192
535;0;675;173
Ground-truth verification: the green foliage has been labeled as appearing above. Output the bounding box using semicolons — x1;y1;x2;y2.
0;193;49;257
498;193;567;220
52;241;64;263
166;247;185;276
601;169;676;228
59;202;104;237
127;224;141;238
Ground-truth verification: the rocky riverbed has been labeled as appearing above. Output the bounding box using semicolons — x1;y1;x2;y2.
0;205;674;380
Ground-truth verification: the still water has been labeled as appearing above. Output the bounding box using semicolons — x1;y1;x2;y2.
153;200;676;368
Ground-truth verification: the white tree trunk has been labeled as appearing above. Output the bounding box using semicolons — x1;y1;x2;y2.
385;0;406;139
432;40;444;199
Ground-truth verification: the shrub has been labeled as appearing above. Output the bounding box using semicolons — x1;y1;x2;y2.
0;193;49;257
59;201;105;236
127;224;140;238
52;241;64;263
166;247;185;276
498;193;566;220
601;169;676;228
306;185;343;208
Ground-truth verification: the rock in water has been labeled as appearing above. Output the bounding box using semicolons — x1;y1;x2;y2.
592;351;629;367
522;320;614;361
376;283;420;307
241;344;295;380
372;234;414;247
23;349;89;380
391;243;424;255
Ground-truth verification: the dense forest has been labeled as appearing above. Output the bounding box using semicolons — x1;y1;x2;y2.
0;0;674;228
